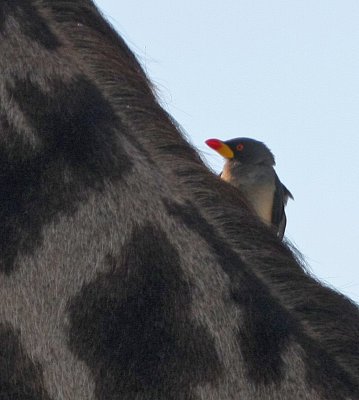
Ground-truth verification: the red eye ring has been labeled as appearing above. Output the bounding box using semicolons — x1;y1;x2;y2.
236;143;244;151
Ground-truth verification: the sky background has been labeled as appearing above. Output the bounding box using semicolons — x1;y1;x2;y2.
95;1;359;304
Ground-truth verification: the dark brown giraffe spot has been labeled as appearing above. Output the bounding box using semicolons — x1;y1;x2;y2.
67;224;221;400
0;0;60;49
0;324;53;400
163;199;291;385
0;76;132;274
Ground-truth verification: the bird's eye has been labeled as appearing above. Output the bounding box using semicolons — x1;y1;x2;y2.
236;143;244;151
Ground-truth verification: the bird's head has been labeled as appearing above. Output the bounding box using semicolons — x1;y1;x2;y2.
205;137;275;166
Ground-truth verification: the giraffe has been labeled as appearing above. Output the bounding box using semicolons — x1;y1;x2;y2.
0;1;358;399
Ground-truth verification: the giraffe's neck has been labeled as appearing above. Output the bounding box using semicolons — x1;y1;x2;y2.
0;2;357;399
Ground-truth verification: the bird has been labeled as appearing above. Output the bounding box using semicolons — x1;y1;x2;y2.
205;137;293;239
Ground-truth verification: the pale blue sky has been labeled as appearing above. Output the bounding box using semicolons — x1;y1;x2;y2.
96;1;359;303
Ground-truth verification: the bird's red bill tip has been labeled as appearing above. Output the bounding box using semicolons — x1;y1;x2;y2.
205;138;223;150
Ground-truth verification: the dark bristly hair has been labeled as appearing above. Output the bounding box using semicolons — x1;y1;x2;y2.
0;1;358;399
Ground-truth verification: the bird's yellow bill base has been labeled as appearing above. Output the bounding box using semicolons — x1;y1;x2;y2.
205;138;234;159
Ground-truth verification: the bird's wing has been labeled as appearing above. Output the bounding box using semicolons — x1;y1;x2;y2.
277;212;287;240
272;174;288;239
282;183;294;204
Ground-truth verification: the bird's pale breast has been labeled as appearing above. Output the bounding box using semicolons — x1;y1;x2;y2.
222;162;275;226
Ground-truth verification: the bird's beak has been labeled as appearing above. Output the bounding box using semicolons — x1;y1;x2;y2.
205;139;234;159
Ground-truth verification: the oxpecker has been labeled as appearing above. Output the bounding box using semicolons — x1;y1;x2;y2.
206;137;293;239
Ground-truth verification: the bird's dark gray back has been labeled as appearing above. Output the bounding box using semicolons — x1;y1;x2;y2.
0;1;358;399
